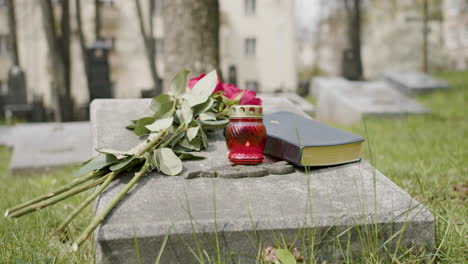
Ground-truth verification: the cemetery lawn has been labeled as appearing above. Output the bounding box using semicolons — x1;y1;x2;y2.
0;71;466;263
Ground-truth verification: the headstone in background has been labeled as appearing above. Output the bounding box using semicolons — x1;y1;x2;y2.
7;66;27;105
28;95;46;122
297;80;310;97
341;49;362;81
7;122;91;173
3;66;30;123
91;98;434;263
382;71;449;95
87;41;112;101
310;77;348;98
316;81;428;125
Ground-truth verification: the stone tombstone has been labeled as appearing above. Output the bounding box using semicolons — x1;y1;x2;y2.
7;66;27;105
8;122;91;172
382;71;449;95
310;77;348;98
91;98;434;263
316;80;429;125
87;41;112;101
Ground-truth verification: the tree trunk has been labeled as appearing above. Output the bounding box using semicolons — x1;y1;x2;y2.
422;0;429;72
94;0;101;40
39;0;65;121
343;0;363;80
7;0;19;66
76;0;91;93
135;0;161;94
60;0;73;121
162;0;220;88
39;0;73;121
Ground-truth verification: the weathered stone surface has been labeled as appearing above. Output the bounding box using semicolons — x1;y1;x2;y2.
316;80;428;124
263;164;295;175
383;71;449;95
92;99;434;263
6;122;91;172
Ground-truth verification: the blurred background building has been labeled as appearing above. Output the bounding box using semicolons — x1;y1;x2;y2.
0;0;466;122
0;0;297;119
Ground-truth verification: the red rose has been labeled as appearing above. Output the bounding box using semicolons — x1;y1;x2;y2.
221;83;242;99
240;90;262;105
188;73;262;105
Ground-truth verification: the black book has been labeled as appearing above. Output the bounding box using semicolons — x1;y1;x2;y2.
263;111;365;166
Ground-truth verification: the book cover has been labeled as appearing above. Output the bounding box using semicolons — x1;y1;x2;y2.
263;111;365;166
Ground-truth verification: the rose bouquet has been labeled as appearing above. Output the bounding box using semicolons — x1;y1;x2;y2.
4;70;261;250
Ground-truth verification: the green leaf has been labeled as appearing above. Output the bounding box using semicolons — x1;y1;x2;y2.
193;98;214;116
199;112;216;121
186;126;200;141
76;154;117;175
171;69;189;96
199;128;208;149
168;130;186;147
198;118;229;130
126;123;136;130
185;70;218;107
109;156;135;171
126;131;163;155
177;99;193;125
275;249;297;264
145;116;174;132
177;152;205;161
178;138;201;151
155;148;183;176
133;116;156;136
150;94;174;118
96;148;128;159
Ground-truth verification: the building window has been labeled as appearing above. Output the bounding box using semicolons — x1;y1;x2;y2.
155;38;164;57
244;38;256;57
228;65;237;86
245;0;256;16
245;81;259;93
0;35;10;55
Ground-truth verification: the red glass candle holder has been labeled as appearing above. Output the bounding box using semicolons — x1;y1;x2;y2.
225;105;266;165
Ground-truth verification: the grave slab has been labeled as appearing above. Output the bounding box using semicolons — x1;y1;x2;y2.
382;71;449;95
316;81;429;124
7;122;91;172
310;76;348;97
92;99;434;263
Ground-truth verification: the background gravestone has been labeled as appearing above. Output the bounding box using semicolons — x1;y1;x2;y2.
316;80;428;124
91;98;434;263
7;122;91;172
382;71;449;95
310;76;348;97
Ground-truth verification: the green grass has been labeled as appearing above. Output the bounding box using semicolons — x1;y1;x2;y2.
1;71;467;263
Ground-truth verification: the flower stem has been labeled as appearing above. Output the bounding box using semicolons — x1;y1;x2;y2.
7;173;112;218
4;170;105;217
50;170;120;237
72;162;151;251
